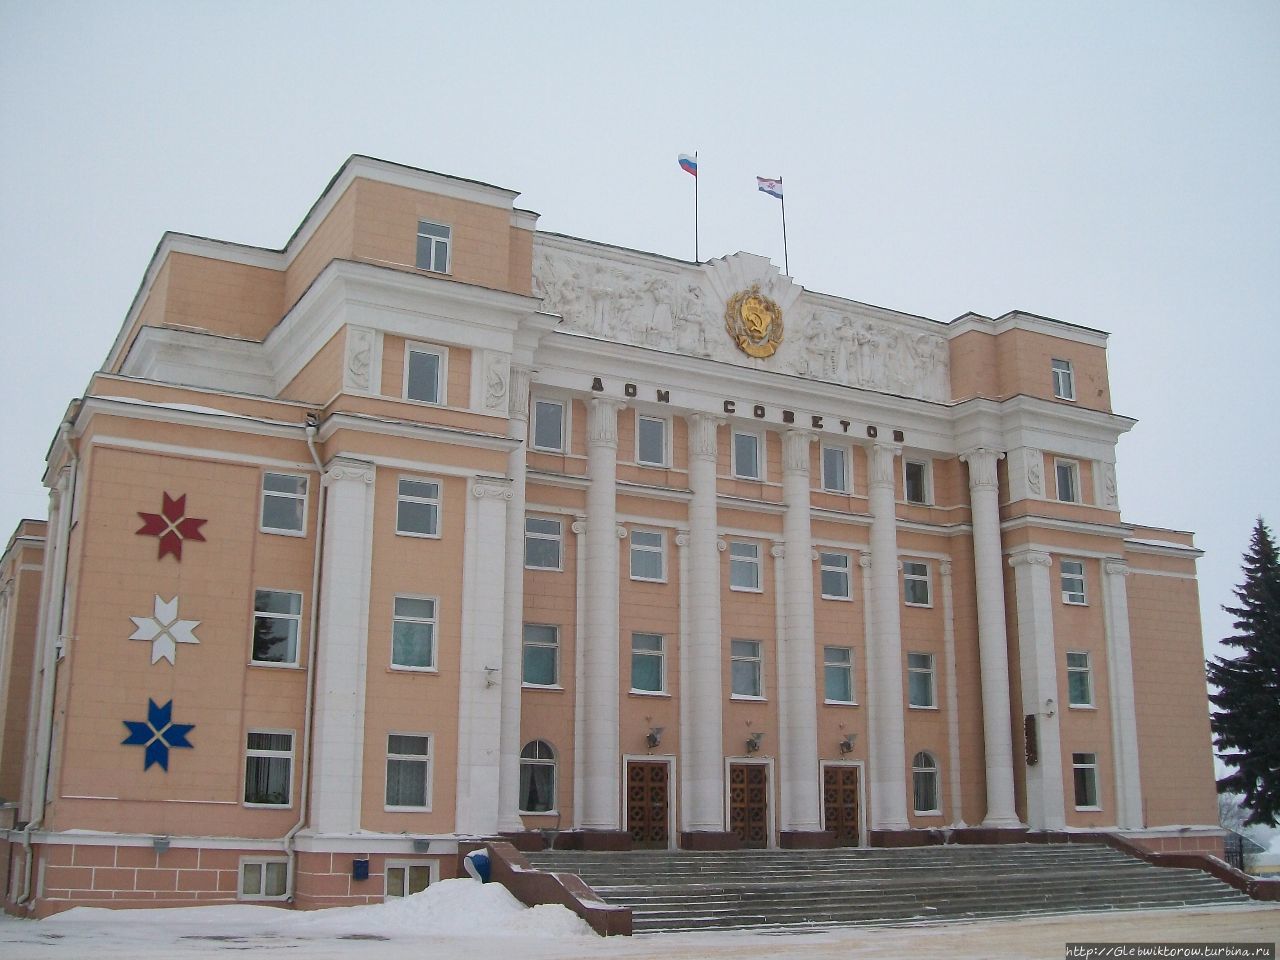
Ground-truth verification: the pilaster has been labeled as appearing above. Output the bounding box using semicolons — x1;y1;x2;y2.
1102;558;1143;829
939;561;966;826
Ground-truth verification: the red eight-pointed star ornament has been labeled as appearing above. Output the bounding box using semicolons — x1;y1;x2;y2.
136;493;207;561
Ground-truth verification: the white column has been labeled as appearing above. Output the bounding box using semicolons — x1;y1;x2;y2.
455;475;512;835
1102;558;1143;829
939;561;966;827
570;518;587;828
959;447;1020;828
1008;548;1065;830
780;430;821;833
675;529;692;831
311;458;376;835
685;413;726;834
580;397;624;831
866;442;909;831
497;366;532;833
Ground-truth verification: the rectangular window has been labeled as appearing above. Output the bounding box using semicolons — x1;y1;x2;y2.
731;639;763;698
386;863;433;899
636;415;668;467
415;220;451;273
904;459;930;505
630;633;665;693
1073;752;1099;808
404;345;446;405
629;529;665;581
729;541;762;592
396;478;440;537
524;516;563;570
902;561;931;607
244;731;293;806
1055;459;1081;504
907;652;935;708
1052;358;1075;400
385;734;431;809
732;431;762;480
823;646;854;703
392;596;436;670
1067;651;1094;707
821;445;849;493
260;472;307;535
1061;559;1087;605
531;399;566;452
820;551;852;600
251;589;302;665
240;859;288;900
522;624;559;686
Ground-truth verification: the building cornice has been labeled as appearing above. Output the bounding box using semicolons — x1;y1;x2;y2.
317;411;517;453
947;309;1110;347
999;513;1131;540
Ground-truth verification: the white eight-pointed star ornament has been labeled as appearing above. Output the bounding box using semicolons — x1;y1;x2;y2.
129;596;201;665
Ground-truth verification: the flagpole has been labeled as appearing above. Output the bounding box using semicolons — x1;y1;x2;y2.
779;178;789;275
694;151;699;263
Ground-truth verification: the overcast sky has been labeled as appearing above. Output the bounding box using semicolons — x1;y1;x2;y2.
1;1;1277;659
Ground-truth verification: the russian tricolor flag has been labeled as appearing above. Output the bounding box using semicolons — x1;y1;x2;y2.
678;154;698;177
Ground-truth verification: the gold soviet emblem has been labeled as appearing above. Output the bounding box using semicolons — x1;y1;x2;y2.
724;284;784;358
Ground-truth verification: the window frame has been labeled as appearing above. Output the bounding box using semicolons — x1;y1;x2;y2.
1052;358;1076;401
530;397;568;453
1055;458;1082;504
630;632;666;695
907;652;936;709
635;414;670;468
518;739;557;814
1072;752;1100;809
823;645;856;705
820;444;850;494
391;595;438;672
819;551;852;601
728;540;763;592
730;638;765;700
259;472;308;537
629;528;666;582
385;861;437;900
415;219;452;274
732;430;763;481
904;458;932;505
250;588;303;667
521;623;560;688
524;516;564;571
912;751;941;815
395;476;442;539
902;560;932;608
402;342;449;406
1061;558;1087;605
1067;651;1095;708
385;732;433;811
238;857;290;901
243;729;294;808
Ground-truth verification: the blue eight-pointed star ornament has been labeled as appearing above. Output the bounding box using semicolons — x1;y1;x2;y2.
121;699;195;771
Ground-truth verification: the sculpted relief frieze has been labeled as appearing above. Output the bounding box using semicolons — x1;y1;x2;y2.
533;243;950;403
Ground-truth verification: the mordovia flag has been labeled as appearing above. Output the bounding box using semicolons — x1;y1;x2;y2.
756;176;783;199
678;154;698;177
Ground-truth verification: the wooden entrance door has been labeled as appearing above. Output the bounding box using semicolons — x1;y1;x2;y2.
823;765;861;846
626;760;670;849
728;763;769;848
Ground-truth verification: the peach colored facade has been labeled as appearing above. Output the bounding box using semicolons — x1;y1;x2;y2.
0;155;1220;916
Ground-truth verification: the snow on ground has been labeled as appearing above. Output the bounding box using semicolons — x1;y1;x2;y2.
0;880;1274;960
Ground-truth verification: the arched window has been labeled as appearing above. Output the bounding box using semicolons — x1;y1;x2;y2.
519;740;557;813
912;751;940;814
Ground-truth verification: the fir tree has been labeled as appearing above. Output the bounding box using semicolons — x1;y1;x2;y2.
1208;518;1280;826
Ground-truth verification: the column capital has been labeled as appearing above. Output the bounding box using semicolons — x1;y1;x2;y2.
960;447;1005;489
1103;558;1130;577
587;397;625;448
939;560;953;577
571;519;586;535
508;365;534;422
687;412;725;462
858;552;872;569
1008;549;1053;569
675;530;691;547
770;543;786;559
868;442;902;490
470;476;513;501
782;430;816;474
323;457;375;487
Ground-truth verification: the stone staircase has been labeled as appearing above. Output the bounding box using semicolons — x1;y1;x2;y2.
525;844;1252;932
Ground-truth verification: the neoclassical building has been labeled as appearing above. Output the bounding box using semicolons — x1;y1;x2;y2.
0;156;1218;914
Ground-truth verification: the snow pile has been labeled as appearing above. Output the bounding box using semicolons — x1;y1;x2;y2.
42;878;594;941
